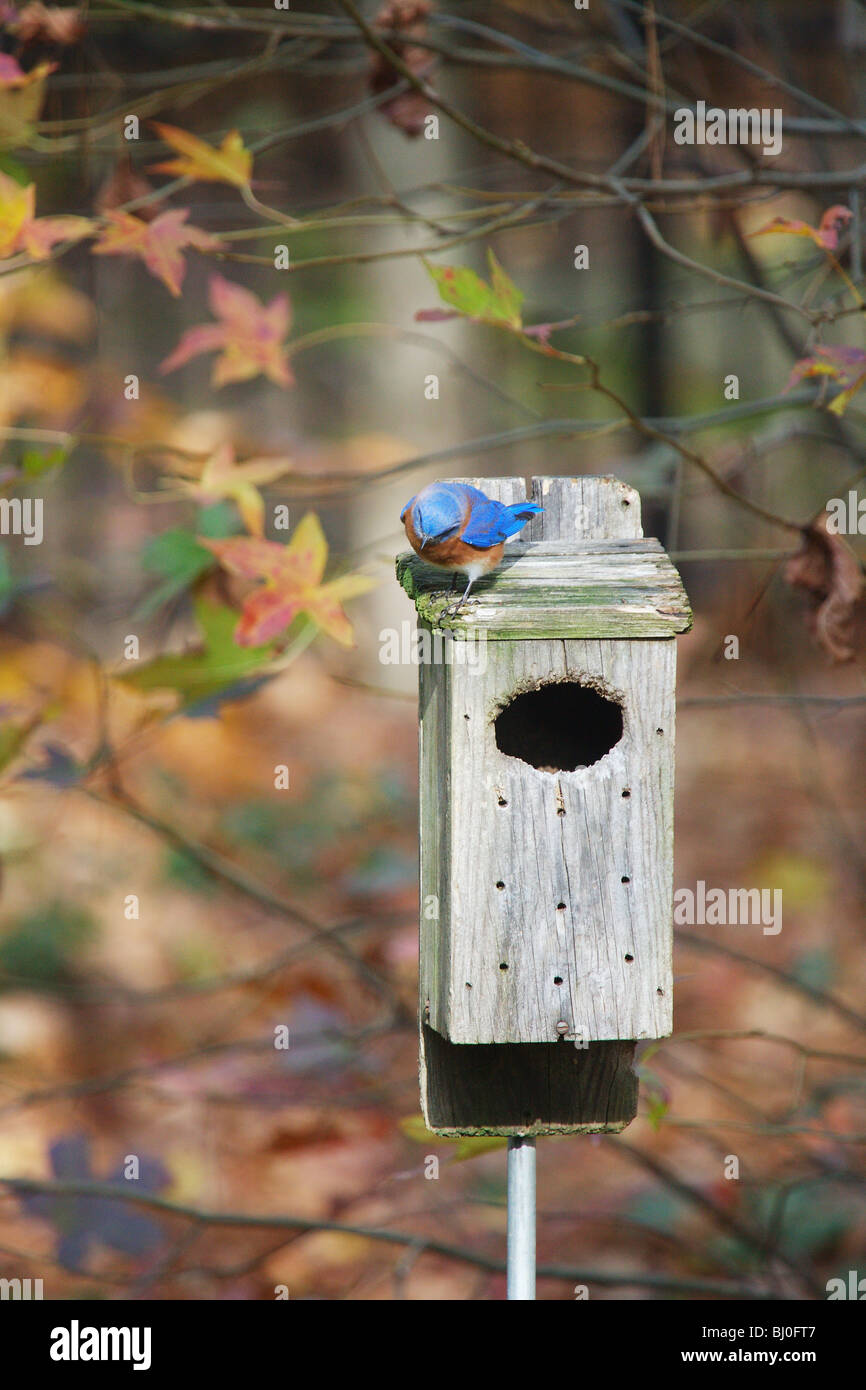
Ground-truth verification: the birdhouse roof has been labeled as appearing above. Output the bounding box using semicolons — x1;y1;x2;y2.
396;538;693;639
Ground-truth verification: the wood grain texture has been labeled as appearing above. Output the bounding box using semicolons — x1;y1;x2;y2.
425;635;676;1042
529;474;643;541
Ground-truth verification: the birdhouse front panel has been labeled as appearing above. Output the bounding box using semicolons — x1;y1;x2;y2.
421;636;677;1044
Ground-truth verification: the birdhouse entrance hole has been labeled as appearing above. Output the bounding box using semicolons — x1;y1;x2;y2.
494;681;624;772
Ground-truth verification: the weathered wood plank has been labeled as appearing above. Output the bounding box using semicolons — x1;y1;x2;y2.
397;538;692;638
528;474;643;541
426;636;676;1043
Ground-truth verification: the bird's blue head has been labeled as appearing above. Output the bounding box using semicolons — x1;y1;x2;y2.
402;483;466;548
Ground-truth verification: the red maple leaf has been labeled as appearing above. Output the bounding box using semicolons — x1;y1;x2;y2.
160;274;293;387
92;209;221;296
202;513;376;647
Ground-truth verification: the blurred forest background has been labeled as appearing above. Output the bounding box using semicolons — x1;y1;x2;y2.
0;0;863;1300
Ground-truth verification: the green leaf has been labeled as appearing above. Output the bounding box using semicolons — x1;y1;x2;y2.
163;848;218;896
143;527;214;583
21;446;68;478
646;1094;669;1132
0;719;32;774
0;545;17;614
400;1113;440;1144
398;1112;508;1159
0;154;29;183
453;1135;509;1161
423;249;524;330
117;598;274;704
488;250;524;328
136;528;215;619
197;501;239;538
0;903;95;989
637;1065;670;1131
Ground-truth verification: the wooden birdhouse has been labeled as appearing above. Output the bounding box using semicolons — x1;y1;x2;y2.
396;475;692;1136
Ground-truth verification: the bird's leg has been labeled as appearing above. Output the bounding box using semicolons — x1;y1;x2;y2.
443;576;475;618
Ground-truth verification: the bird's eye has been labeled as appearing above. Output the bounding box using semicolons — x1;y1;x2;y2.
438;524;460;539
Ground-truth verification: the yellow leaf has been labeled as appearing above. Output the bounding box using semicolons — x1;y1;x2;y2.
0;61;55;146
166;443;296;536
150;124;252;188
283;511;329;585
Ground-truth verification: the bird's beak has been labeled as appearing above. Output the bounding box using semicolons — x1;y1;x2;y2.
420;535;429;550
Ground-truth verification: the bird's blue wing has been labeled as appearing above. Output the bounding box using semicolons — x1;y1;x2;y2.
461;498;542;545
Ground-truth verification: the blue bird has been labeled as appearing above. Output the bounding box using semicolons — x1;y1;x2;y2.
401;481;542;612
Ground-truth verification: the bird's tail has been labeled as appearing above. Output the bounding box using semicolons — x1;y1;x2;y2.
501;501;543;537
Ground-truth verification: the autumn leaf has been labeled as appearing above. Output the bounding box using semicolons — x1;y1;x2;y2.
784;344;866;415
96;156;160;220
419;249;524;330
12;3;86;45
0;56;56;144
202;512;376;648
163;442;295;535
750;204;853;252
160;274;293;388
369;1;436;138
150;123;252;188
0;350;87;427
785;513;864;662
117;597;276;706
0;266;94;341
750;205;861;305
0;170;91;259
91;208;221;296
0;56;57;88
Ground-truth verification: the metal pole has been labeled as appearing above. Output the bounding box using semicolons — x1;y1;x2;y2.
506;1136;536;1300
